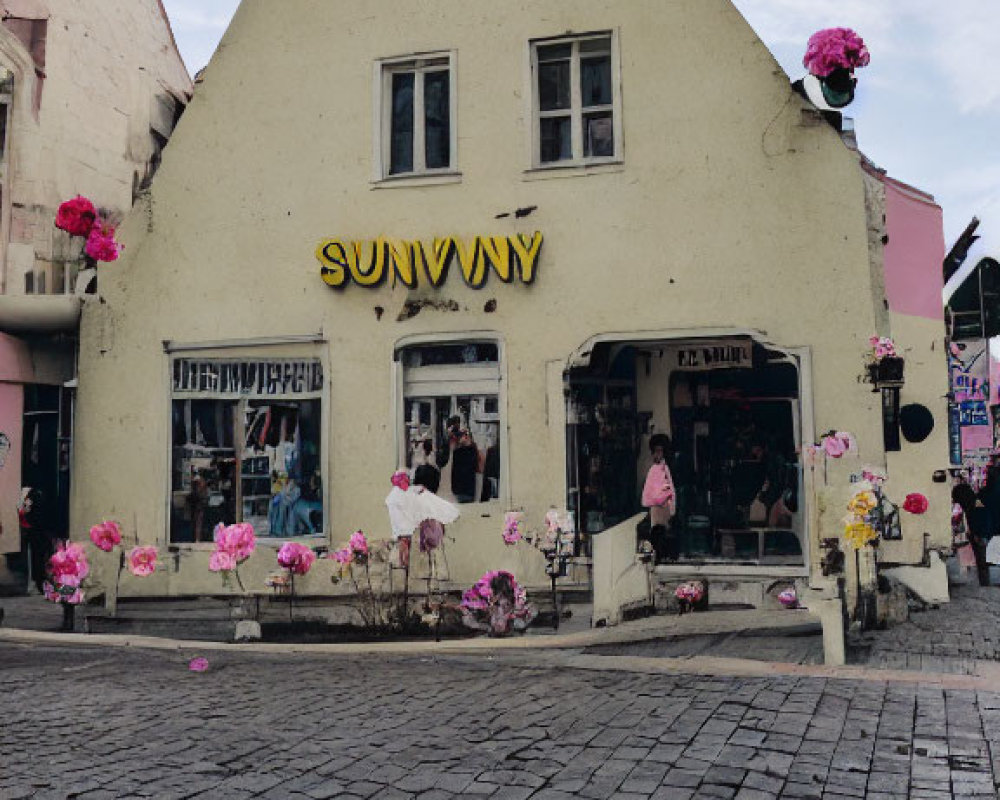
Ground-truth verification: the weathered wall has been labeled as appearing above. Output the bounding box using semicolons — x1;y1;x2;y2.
75;0;898;596
0;0;192;295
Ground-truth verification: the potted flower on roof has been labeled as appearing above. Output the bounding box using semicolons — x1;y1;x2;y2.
800;27;870;110
865;335;904;388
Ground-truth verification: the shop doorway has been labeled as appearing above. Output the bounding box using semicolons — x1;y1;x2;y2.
566;336;806;567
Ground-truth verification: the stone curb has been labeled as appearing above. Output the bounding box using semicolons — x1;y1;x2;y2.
3;617;996;691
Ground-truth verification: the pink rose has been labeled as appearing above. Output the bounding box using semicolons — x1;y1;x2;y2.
89;520;122;552
277;542;316;575
128;546;158;577
823;435;846;458
55;196;97;237
84;219;120;262
188;657;209;672
328;547;352;565
349;530;369;556
903;493;929;515
391;471;410;491
209;550;237;572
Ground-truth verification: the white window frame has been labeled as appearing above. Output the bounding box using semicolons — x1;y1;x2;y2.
373;51;458;181
528;30;623;169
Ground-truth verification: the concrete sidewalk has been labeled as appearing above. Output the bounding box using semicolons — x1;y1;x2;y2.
6;591;995;691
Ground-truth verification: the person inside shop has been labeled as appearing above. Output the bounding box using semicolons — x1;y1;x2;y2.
449;425;480;504
414;439;441;494
954;480;990;586
18;487;52;593
641;433;677;563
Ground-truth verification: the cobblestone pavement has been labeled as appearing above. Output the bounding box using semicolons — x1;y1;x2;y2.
4;643;1000;799
853;583;1000;675
585;625;824;666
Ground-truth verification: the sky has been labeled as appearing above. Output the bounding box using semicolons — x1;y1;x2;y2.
161;0;999;253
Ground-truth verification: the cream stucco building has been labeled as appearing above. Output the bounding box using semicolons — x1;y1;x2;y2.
72;0;951;624
0;0;191;586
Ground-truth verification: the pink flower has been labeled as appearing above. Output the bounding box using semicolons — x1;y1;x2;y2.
803;27;870;78
209;550;237;573
88;520;122;552
328;547;352;565
903;493;929;515
823;435;846;458
54;196;97;237
188;657;209;672
502;512;523;546
48;542;90;583
277;542;316;575
84;219;120;262
64;589;84;605
834;431;857;455
128;546;158;577
391;471;410;491
349;530;369;557
778;588;798;608
212;522;255;563
675;582;704;603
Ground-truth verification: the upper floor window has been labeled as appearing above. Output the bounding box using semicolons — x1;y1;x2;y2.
531;33;621;167
377;53;456;179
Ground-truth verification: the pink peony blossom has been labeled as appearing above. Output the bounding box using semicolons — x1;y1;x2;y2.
328;547;352;565
88;520;122;552
823;435;846;458
349;530;369;557
84;219;120;262
390;470;410;491
212;522;256;564
55;196;97;237
803;27;870;78
209;549;237;573
277;542;316;575
188;657;209;672
128;546;158;577
44;542;89;604
502;512;523;546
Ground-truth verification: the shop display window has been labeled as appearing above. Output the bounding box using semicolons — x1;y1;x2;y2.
398;342;502;504
169;358;323;543
567;339;806;567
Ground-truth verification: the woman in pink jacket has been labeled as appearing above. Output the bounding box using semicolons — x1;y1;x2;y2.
642;433;676;562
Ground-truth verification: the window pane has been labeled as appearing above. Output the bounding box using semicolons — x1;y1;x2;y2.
538;58;570;111
389;71;414;175
583;111;614;157
170;400;238;543
243;400;323;537
581;55;612;107
540;115;572;162
579;37;611;55
404;394;501;504
424;69;450;169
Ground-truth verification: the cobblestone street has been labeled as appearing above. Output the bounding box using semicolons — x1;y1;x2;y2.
853;583;1000;675
3;642;1000;800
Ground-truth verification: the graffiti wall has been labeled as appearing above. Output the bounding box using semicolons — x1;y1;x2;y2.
949;338;992;465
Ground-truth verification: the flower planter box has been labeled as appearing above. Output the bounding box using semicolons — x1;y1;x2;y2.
867;357;904;387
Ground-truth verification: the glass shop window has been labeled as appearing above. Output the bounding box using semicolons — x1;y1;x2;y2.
169;359;323;543
398;342;502;504
379;54;455;178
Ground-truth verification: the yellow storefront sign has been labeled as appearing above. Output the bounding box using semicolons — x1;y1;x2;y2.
316;232;543;289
